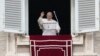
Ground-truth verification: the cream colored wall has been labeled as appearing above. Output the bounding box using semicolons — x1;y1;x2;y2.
94;32;100;56
0;32;100;56
17;45;30;56
0;32;8;56
73;33;97;56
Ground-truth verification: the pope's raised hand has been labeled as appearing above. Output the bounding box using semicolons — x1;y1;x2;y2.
40;11;45;17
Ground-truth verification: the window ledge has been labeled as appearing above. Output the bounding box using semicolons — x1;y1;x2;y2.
72;35;84;45
17;36;29;45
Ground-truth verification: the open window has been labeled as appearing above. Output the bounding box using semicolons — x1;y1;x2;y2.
72;0;99;34
0;0;28;35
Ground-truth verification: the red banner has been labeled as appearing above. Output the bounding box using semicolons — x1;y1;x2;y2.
30;35;72;56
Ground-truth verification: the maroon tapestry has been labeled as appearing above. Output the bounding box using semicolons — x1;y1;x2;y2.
30;35;72;56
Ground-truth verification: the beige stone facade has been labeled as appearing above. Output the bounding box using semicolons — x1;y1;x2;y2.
0;32;99;56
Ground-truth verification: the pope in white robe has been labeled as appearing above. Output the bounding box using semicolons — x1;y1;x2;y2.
38;12;61;36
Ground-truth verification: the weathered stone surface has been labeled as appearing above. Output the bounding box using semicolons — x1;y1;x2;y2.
0;32;7;56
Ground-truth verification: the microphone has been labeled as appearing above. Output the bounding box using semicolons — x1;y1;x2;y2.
53;11;60;35
53;11;59;24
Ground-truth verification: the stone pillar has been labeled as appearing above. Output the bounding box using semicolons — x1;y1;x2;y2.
85;32;94;53
6;33;16;56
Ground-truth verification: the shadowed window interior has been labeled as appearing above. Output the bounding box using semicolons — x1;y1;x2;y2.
29;0;70;35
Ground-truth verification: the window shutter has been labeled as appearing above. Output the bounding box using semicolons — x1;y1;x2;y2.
4;0;27;33
75;0;99;33
0;0;5;31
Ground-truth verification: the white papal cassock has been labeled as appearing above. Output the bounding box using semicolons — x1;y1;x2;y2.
38;17;61;36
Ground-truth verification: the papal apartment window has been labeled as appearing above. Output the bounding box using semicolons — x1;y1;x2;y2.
29;0;71;35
